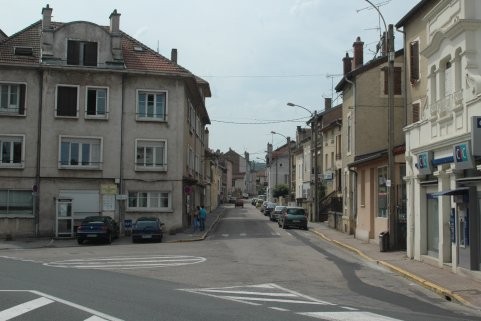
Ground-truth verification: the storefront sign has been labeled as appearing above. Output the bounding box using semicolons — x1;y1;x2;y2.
417;151;433;175
453;142;474;170
472;116;481;156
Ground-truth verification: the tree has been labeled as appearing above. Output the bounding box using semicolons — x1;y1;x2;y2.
273;184;289;198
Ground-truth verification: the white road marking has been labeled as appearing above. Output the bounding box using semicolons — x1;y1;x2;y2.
239;233;247;236
298;311;403;321
0;290;123;321
0;297;53;321
269;307;290;312
44;255;206;270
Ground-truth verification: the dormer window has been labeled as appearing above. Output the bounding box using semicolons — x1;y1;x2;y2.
67;40;98;66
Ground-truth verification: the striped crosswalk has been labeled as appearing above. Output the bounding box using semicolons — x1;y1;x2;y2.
0;290;122;321
179;283;403;320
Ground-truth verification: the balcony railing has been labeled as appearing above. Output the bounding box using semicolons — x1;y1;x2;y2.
429;90;463;118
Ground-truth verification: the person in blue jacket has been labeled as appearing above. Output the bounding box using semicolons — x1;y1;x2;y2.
199;205;207;231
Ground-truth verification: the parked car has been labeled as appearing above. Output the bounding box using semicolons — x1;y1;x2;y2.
270;205;287;221
131;217;164;243
278;207;308;230
235;198;244;207
228;196;237;204
260;201;268;213
77;216;119;244
264;202;277;217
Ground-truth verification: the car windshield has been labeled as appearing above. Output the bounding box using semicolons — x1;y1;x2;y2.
82;216;107;223
135;221;157;228
274;206;286;211
286;208;305;216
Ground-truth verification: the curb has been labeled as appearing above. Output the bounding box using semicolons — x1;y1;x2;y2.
166;208;225;243
310;229;471;308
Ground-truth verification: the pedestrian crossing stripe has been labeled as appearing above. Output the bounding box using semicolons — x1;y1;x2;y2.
298;311;402;321
0;290;123;321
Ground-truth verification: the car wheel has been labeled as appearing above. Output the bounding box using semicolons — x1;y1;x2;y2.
77;238;83;245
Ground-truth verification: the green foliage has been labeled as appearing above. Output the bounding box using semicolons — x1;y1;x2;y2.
273;184;289;198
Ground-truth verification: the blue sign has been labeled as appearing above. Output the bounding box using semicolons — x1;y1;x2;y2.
477;117;481;128
417;151;433;175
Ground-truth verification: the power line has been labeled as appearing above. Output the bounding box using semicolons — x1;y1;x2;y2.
200;74;325;79
211;116;309;125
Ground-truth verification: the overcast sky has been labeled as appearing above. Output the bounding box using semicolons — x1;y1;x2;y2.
3;0;420;160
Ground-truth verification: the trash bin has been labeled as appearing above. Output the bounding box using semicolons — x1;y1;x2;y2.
379;231;389;252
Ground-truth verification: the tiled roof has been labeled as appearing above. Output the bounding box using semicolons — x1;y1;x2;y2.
0;21;42;65
0;19;195;78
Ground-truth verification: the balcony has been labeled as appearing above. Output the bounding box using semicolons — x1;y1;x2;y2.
428;90;463;119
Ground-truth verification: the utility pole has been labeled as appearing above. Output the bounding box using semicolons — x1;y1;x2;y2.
387;24;397;250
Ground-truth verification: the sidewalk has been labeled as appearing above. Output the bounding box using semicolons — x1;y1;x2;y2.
1;206;480;311
308;221;481;310
0;206;225;250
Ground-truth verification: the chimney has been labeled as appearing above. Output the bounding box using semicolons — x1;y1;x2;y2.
171;48;178;64
353;36;364;69
343;52;352;75
324;98;332;110
42;4;53;30
109;9;120;34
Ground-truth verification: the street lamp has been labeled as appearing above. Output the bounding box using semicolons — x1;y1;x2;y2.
271;131;291;202
286;102;319;222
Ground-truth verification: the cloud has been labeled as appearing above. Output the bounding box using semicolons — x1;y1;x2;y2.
289;0;321;15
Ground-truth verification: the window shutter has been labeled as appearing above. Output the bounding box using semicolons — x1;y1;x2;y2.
410;41;419;83
57;87;77;116
394;67;402;95
84;42;98;66
19;84;26;115
67;41;80;65
412;103;420;123
87;89;96;115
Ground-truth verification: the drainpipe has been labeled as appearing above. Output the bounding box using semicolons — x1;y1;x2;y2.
34;69;45;237
349;167;358;236
119;73;126;233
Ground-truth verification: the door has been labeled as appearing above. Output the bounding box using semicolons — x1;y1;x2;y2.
427;194;439;257
56;198;73;238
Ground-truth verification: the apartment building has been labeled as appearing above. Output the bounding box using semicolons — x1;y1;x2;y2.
0;5;211;237
399;0;481;275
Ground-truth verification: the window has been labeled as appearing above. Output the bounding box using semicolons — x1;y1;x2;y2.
377;166;388;218
0;135;23;167
67;40;98;66
59;136;101;168
137;91;167;120
56;86;78;117
0;190;33;216
384;67;402;95
127;191;170;210
0;83;26;115
86;87;108;118
347;114;352;154
136;139;167;171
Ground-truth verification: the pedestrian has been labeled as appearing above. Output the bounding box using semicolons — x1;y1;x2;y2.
199;205;207;231
192;206;200;233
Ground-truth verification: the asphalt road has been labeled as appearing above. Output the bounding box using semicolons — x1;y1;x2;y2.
1;204;481;321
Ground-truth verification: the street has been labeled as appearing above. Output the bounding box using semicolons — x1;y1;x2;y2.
1;204;480;321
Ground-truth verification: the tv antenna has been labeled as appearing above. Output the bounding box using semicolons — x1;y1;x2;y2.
326;73;343;101
357;0;391;57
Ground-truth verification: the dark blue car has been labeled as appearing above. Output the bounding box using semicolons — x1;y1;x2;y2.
132;217;164;243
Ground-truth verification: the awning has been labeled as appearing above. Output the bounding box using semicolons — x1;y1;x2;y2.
430;187;470;197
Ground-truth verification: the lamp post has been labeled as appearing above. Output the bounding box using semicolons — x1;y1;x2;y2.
271;131;291;202
364;0;396;249
287;102;319;221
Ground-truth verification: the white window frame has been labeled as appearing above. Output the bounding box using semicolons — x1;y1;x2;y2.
135;139;167;171
55;84;80;118
0;134;25;168
59;135;102;169
85;86;109;119
127;191;171;211
0;82;26;116
136;89;167;121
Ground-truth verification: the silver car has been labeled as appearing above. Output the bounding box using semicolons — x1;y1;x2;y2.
270;205;286;221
